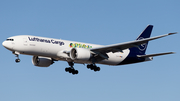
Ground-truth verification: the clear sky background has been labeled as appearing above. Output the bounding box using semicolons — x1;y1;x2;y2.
0;0;179;101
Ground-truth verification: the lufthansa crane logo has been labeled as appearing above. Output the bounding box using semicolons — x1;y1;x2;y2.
137;37;147;51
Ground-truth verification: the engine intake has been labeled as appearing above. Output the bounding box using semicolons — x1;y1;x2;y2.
32;56;53;67
70;48;91;60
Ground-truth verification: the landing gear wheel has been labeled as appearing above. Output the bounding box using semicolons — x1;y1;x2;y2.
87;64;100;72
94;67;100;72
71;69;78;74
96;67;100;71
65;68;70;72
72;70;77;75
87;64;91;69
15;59;20;63
65;66;79;75
74;70;78;74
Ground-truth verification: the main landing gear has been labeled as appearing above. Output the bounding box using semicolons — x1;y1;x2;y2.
65;62;79;75
87;64;100;72
65;62;101;75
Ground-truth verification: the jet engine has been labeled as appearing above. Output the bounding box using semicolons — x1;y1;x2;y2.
70;48;92;60
32;56;53;67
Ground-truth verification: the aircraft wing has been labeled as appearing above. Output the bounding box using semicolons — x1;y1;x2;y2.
90;33;177;54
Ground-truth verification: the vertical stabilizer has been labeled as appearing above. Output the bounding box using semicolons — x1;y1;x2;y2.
136;25;153;40
133;25;153;55
119;25;154;65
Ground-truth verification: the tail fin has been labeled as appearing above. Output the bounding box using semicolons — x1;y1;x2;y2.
132;25;153;55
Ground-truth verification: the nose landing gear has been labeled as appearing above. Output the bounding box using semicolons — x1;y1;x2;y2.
13;51;20;63
15;58;20;63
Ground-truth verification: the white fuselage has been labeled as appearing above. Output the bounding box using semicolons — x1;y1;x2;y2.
3;35;130;65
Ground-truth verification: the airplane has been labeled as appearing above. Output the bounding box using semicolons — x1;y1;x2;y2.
2;25;176;75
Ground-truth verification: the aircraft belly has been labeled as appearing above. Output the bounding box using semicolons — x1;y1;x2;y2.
57;49;131;65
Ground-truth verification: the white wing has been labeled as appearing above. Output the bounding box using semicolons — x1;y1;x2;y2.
91;33;177;54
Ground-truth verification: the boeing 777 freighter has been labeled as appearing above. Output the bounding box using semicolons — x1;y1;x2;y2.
2;25;176;75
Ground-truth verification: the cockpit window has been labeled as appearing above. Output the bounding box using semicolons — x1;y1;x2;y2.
6;39;14;41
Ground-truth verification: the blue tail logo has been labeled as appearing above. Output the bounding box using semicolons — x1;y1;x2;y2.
137;37;147;51
118;25;154;65
134;25;153;55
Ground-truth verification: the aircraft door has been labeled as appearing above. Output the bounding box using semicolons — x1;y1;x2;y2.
23;38;28;46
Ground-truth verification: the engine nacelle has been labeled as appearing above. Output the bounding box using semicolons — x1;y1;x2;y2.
70;48;92;60
32;56;53;67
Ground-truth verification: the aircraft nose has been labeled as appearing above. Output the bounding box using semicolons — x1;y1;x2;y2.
2;41;6;47
2;41;12;50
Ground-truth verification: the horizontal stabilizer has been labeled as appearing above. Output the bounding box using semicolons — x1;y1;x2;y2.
137;52;175;58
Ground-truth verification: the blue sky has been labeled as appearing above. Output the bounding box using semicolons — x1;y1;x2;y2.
0;0;179;101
